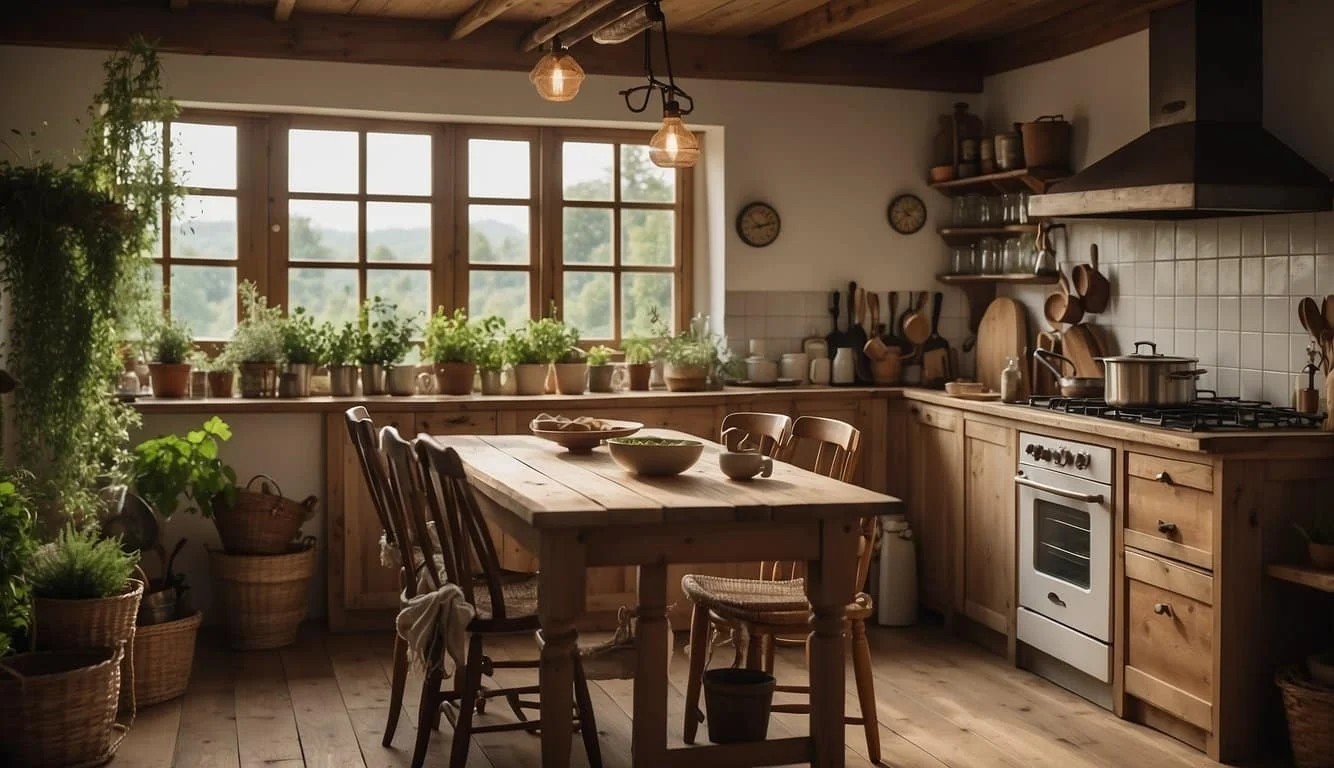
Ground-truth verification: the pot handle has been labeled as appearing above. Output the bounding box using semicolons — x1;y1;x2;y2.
1033;348;1076;379
1132;341;1158;356
245;473;284;498
1167;369;1208;380
1035;114;1067;123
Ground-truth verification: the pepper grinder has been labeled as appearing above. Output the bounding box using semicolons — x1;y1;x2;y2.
1295;343;1324;415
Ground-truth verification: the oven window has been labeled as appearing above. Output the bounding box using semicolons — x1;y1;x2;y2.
1034;499;1091;589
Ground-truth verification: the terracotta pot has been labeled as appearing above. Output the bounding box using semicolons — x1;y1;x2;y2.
554;363;587;395
435;362;477;396
513;364;548;396
589;365;616;393
1310;541;1334;570
479;369;504;396
238;362;278;398
627;363;652;391
149;362;192;398
279;362;314;398
206;370;234;399
664;363;709;392
327;365;358;397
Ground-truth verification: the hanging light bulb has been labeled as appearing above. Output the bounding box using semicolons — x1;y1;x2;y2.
529;40;585;102
649;100;699;168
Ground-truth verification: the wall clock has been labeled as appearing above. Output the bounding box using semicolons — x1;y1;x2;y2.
887;194;927;235
736;201;781;247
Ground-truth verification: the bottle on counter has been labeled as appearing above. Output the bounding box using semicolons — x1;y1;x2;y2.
1000;356;1024;403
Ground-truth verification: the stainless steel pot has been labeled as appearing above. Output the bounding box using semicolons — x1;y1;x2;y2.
1033;349;1105;398
1097;341;1207;407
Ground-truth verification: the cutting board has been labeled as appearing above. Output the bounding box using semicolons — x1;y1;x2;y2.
1062;324;1105;378
977;297;1028;397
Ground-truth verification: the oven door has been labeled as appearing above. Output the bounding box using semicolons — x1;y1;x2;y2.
1016;464;1111;642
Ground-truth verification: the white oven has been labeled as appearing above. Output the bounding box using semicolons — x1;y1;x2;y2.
1015;433;1113;686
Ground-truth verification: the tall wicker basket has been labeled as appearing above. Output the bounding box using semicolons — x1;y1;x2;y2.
1278;667;1334;768
210;540;315;650
0;646;127;768
32;579;143;711
132;610;203;706
212;474;318;555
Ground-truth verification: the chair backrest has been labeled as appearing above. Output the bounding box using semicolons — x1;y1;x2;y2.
720;412;792;457
379;425;443;599
414;435;510;620
344;406;399;549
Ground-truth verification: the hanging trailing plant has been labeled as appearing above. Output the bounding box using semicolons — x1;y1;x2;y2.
0;37;178;525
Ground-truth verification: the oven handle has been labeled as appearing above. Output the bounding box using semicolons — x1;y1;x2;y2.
1014;472;1105;504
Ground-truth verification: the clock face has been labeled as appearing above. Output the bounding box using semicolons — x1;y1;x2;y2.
888;194;927;235
736;202;780;247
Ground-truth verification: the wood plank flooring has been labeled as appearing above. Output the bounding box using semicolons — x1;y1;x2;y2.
111;623;1230;768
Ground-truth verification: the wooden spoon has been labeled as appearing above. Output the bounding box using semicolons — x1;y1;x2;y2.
1299;297;1324;339
1324;295;1334;331
903;291;931;346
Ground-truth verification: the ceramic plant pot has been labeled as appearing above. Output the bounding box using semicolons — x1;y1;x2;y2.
664;363;709;392
554;363;588;395
361;364;386;396
513;364;548;396
479;369;504;396
386;365;420;396
279;362;314;398
149;362;192;398
328;365;358;397
238;362;278;398
434;362;477;396
627;363;652;391
589;365;616;393
206;370;234;399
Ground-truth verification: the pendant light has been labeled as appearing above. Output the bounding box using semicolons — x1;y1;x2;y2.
618;1;699;169
529;38;585;102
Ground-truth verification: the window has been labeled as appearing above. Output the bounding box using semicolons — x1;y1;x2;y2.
459;129;538;327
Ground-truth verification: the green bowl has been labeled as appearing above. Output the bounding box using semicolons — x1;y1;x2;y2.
606;437;704;476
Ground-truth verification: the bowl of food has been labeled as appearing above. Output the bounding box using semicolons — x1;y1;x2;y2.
606;437;704;476
529;414;643;452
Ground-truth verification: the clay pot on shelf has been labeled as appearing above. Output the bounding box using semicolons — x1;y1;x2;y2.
664;363;708;392
554;363;588;395
327;365;357;397
434;362;477;396
627;363;652;391
149;362;192;398
589;365;616;393
513;363;548;396
238;362;278;398
207;370;235;399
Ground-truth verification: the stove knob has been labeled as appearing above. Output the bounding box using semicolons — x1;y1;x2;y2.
1040;447;1053;462
1075;452;1091;470
1055;448;1073;467
1025;444;1038;457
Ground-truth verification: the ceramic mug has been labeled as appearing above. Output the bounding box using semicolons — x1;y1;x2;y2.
719;450;773;481
416;370;437;395
809;357;832;386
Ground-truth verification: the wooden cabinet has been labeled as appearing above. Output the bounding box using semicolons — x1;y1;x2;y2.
907;403;963;615
1124;452;1214;570
959;417;1015;637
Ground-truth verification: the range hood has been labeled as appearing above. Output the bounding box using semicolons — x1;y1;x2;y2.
1027;0;1331;220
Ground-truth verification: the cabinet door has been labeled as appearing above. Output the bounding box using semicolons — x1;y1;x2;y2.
341;410;414;612
962;418;1016;635
908;404;963;615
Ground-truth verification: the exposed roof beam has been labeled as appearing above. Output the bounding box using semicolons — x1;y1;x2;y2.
520;0;622;52
3;1;982;91
274;0;295;22
980;0;1178;74
775;0;923;51
558;0;645;47
449;0;523;40
592;5;654;45
886;0;1048;52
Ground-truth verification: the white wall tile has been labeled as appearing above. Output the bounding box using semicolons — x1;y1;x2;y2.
1217;331;1241;367
1155;223;1176;261
1217;258;1241;295
1241;369;1264;400
1290;213;1316;254
1316;254;1334;296
1175;297;1194;331
1175;261;1196;295
1317;211;1334;255
1240;257;1264;295
1218;218;1242;258
1262;372;1290;406
1240;296;1263;330
1154;297;1175;328
1214;367;1240;396
1155;262;1175;295
1263;332;1289;372
1175;222;1196;260
1175;329;1195;357
1241;217;1264;256
1134;261;1155;295
1264;256;1290;295
1240;332;1263;370
1264;296;1290;333
1196;296;1217;329
1290;254;1316;296
1195;330;1218;366
1263;215;1290;256
1195;220;1218;260
1218;296;1240;330
1196;260;1217;296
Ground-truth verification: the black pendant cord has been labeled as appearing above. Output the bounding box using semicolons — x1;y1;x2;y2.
618;0;694;116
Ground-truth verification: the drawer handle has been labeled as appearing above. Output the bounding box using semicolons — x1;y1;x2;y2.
1154;471;1174;485
1047;591;1066;607
1156;520;1178;535
1152;602;1174;617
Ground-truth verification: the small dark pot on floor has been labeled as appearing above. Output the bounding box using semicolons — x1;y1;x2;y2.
704;667;775;744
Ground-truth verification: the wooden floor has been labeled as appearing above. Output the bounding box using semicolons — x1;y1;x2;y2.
112;623;1231;768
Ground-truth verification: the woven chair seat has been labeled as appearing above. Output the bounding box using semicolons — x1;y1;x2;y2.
472;572;540;621
681;574;875;625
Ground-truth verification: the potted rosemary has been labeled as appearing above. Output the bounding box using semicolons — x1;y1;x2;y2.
423;308;481;396
230;282;285;398
318;320;360;397
146;316;193;398
587;345;618;393
624;336;656;391
279;306;319;398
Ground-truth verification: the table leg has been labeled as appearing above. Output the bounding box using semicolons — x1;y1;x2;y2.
806;517;858;768
632;563;669;763
539;531;586;768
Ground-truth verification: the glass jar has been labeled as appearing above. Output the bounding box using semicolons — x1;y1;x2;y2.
978;237;1001;274
952;196;969;227
961;194;983;226
950;245;977;275
1018;232;1038;272
977;196;994;225
1001;237;1023;273
1000;193;1021;224
1016;192;1030;223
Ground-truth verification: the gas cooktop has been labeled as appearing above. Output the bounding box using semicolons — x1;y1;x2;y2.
1026;394;1326;432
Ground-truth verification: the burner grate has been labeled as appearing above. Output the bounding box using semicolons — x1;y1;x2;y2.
1026;395;1325;431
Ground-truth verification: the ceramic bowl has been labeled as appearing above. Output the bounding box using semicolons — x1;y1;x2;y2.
530;418;643;453
606;437;704;476
944;380;986;395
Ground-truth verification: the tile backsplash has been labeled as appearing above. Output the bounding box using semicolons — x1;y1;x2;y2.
1007;211;1334;405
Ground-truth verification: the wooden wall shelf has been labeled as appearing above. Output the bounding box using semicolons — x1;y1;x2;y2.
936;273;1059;331
1268;563;1334;593
929;168;1068;196
938;224;1039;244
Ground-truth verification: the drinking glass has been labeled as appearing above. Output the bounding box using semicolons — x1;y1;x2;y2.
978;237;1001;274
1002;237;1023;273
1016;192;1030;223
952;197;969;227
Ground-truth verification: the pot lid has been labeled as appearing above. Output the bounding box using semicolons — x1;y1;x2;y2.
1097;341;1198;364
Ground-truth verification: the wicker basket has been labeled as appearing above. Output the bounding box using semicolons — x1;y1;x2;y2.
33;579;143;711
1278;666;1334;768
0;646;127;768
212;474;318;555
210;540;315;650
132;610;203;706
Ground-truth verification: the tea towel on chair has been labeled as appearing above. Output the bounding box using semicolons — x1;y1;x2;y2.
396;581;474;677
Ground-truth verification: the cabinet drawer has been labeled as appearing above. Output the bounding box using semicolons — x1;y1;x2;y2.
1125;472;1214;570
1127;453;1213;492
1124;550;1214;732
418;410;498;436
912;404;958;431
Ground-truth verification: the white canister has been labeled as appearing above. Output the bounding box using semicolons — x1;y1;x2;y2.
832;347;856;385
748;339;767;359
875;514;917;627
809;357;832;385
745;356;778;384
780;352;809;383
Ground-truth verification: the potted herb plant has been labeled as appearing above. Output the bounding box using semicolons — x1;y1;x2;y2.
505;324;546;396
624;336;656;391
205;349;235;399
423;308;480;396
476;316;508;396
357;298;418;396
554;345;588;395
146;316;193;398
1296;508;1334;570
318;320;359;397
587;345;618;393
230;281;284;398
278;306;318;398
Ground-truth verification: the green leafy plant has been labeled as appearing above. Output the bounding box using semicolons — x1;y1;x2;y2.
1296;508;1334;546
476;316;507;372
0;473;35;656
423;308;483;365
623;336;657;365
357;297;419;366
317;321;359;367
527;316;580;364
557;346;586;364
586;345;616;367
147;315;193;364
230;281;285;364
653;311;740;380
29;524;140;600
129;416;238;520
281;306;320;365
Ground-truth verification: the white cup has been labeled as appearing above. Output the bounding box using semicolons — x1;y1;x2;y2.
780;353;809;382
809;357;832;385
719;450;774;481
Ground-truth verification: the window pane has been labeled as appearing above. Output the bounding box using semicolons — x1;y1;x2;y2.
621;145;675;203
563;142;613;201
289;129;358;193
469;205;529;265
171;123;237;189
367;202;430;263
563;208;612;265
169;265;236;340
563;271;613;339
469;271;529;326
289;268;359;327
289;200;358;263
468;139;530;199
367;132;431;196
173;195;237;261
622;272;673;337
621;209;675;266
367;269;431;323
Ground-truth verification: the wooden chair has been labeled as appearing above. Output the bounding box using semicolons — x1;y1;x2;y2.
719;411;792;456
680;416;881;762
381;427;602;768
343;406;410;747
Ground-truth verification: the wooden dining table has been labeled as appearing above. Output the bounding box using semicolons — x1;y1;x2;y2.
434;428;900;768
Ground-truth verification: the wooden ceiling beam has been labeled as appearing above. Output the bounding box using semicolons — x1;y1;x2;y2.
450;0;524;40
558;0;646;46
885;0;1054;52
592;5;654;44
3;1;983;92
774;0;926;51
980;0;1176;74
519;0;623;51
274;0;296;22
